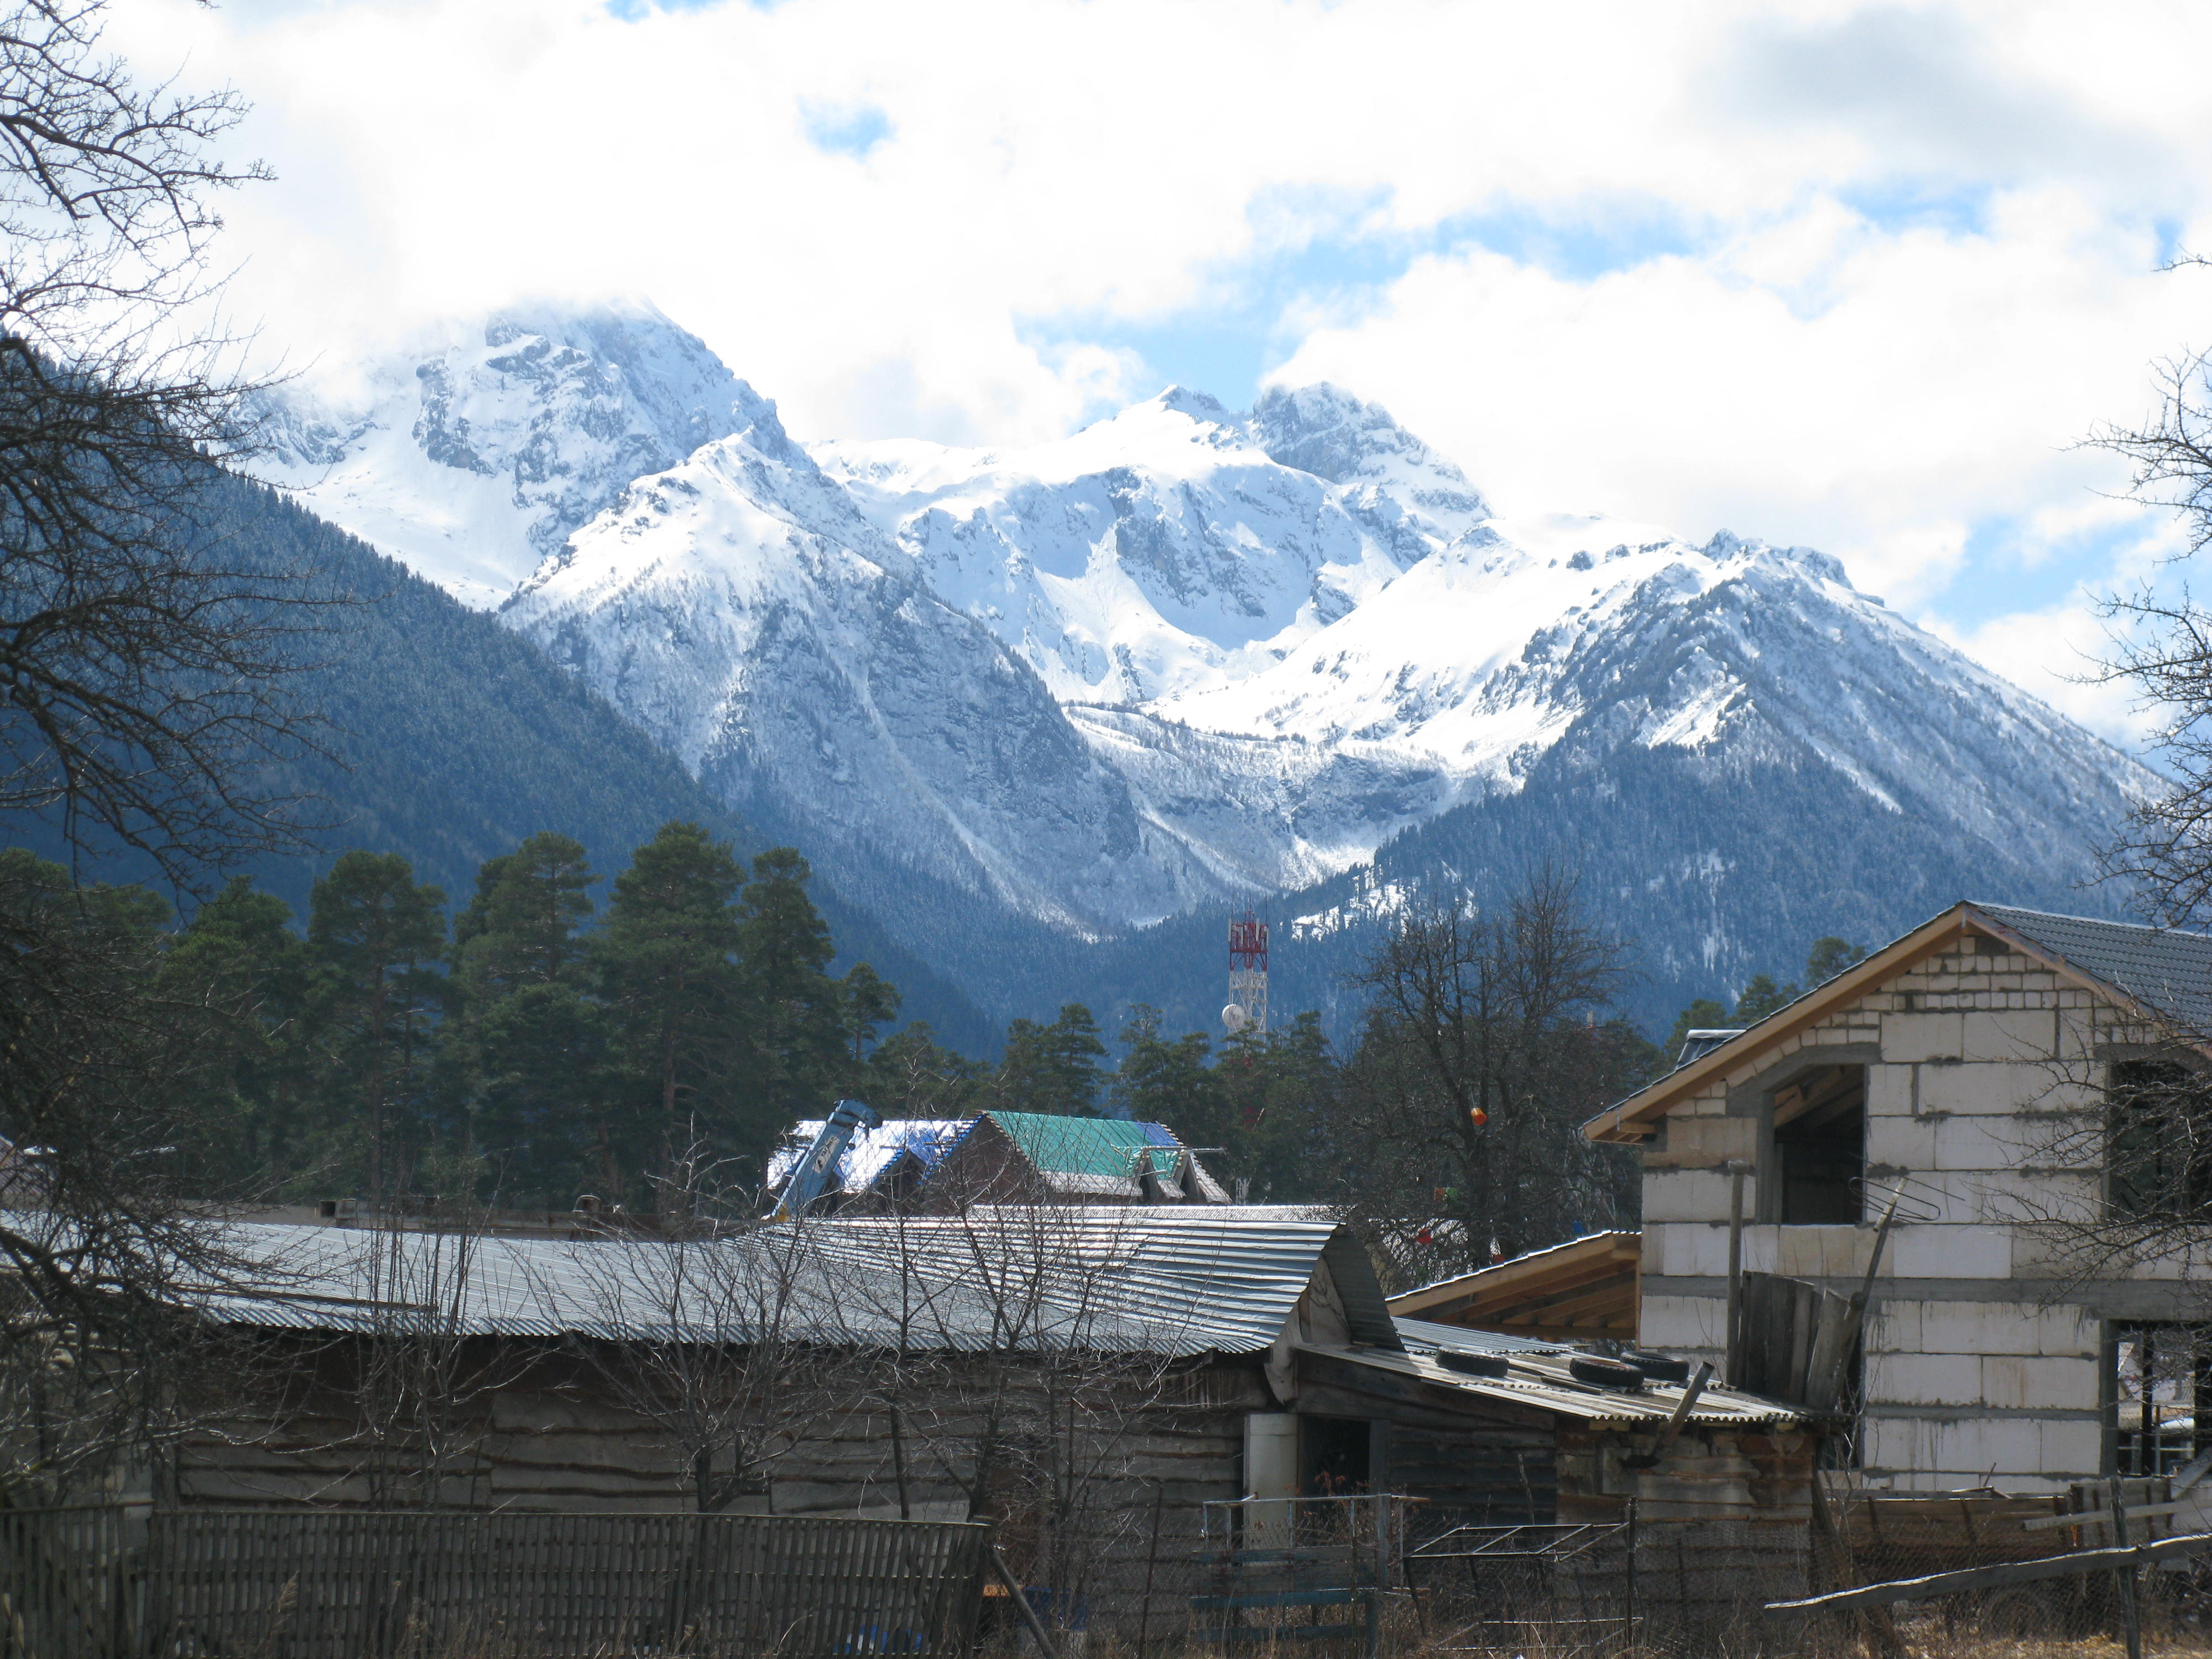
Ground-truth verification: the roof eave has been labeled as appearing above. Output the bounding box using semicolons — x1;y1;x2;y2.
1582;903;1979;1144
1584;899;2212;1146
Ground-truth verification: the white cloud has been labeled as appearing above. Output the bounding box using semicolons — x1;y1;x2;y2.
93;0;2212;727
1271;187;2210;610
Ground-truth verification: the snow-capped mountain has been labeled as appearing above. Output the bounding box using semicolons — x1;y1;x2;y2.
258;301;750;608
504;382;1227;931
259;303;2160;1026
813;383;1489;706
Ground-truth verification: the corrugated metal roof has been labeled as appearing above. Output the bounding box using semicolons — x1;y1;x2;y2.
1390;1316;1574;1357
1318;1343;1808;1428
189;1209;1398;1359
1974;902;2212;1036
1391;1231;1639;1307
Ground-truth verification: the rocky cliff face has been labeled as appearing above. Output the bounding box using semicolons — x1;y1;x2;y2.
258;300;750;608
503;385;1226;933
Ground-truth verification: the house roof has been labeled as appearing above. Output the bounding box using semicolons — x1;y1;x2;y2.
954;1112;1231;1202
1385;1232;1641;1340
766;1113;1232;1204
766;1119;967;1197
1390;1315;1576;1357
1311;1342;1809;1428
1975;903;2212;1037
167;1208;1393;1358
1584;900;2212;1144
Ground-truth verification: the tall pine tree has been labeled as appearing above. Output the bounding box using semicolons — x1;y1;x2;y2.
305;852;447;1200
450;833;608;1207
594;822;745;1197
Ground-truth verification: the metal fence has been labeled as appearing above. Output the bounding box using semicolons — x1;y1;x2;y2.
1;1507;989;1659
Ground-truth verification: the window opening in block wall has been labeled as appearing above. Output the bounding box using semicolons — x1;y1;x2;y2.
1772;1063;1865;1224
2114;1322;2209;1477
2107;1059;2212;1222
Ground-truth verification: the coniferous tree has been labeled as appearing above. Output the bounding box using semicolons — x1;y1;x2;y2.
1731;973;1796;1024
839;962;901;1065
734;848;848;1157
450;833;608;1206
305;851;447;1199
453;833;595;997
1212;1013;1342;1202
863;1021;990;1118
992;1004;1108;1115
594;822;745;1190
159;877;314;1190
1112;1006;1226;1138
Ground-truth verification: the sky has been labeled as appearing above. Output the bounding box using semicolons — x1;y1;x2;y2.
107;0;2212;749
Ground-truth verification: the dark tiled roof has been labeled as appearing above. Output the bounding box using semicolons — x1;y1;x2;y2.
1975;902;2212;1036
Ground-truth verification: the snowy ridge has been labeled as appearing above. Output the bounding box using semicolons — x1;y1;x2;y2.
262;301;2161;1004
814;383;1489;708
504;387;1229;931
258;300;751;608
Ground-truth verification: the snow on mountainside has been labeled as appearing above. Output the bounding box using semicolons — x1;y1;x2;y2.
813;383;1489;706
1077;525;2160;900
261;302;2161;1019
257;301;749;608
503;384;1227;932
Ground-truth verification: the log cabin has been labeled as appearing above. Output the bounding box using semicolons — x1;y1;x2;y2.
152;1207;1815;1630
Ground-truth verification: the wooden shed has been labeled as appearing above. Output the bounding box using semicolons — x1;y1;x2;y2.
161;1208;1813;1634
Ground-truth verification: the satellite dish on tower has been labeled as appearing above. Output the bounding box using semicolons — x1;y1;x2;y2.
1222;1003;1249;1034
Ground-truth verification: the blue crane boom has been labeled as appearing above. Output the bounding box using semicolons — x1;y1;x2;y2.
769;1098;881;1219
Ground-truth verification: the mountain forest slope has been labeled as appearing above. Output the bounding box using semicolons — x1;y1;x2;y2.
257;304;2158;1041
15;475;997;1054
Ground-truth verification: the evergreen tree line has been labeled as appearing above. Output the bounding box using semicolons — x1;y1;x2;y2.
111;823;890;1209
9;802;1849;1262
7;820;1352;1213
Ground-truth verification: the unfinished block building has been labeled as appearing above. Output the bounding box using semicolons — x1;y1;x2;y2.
1585;901;2212;1493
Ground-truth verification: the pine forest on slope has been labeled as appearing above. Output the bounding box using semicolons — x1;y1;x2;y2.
260;302;2157;1036
8;474;998;1055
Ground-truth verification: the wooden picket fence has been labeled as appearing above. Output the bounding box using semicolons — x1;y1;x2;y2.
0;1506;990;1659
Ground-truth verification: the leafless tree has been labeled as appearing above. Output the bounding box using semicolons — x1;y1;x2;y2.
1341;866;1641;1273
0;0;324;886
2030;274;2212;1317
0;0;352;1507
2004;1030;2212;1302
830;1204;1179;1635
546;1156;854;1515
0;853;272;1503
341;1207;514;1509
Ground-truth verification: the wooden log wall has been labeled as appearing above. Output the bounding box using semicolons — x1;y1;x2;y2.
170;1333;1265;1639
1291;1350;1559;1531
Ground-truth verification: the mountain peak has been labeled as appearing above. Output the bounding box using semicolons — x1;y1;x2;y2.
1251;382;1490;518
259;299;750;608
1151;385;1234;423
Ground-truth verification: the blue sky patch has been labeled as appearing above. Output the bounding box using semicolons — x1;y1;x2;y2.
802;101;893;158
1026;191;1708;414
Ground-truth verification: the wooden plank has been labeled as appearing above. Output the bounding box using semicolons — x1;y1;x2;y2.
1766;1530;2212;1616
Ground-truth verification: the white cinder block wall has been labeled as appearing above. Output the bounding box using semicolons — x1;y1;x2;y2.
1636;937;2178;1493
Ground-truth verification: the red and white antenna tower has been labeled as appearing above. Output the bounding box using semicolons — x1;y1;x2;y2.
1224;911;1269;1037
